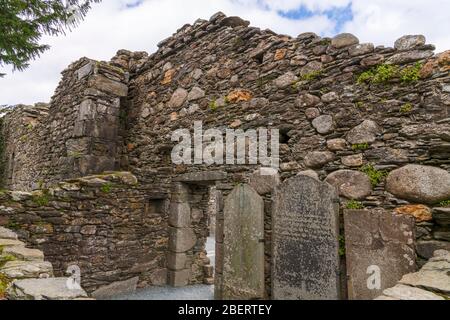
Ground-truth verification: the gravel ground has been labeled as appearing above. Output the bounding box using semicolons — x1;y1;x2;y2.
112;284;214;300
112;237;216;300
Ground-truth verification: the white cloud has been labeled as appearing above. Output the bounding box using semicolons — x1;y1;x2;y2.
1;0;449;105
344;0;450;52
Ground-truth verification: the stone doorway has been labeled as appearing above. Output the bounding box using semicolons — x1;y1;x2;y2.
166;171;227;296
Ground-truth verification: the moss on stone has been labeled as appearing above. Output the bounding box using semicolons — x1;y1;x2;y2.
209;99;218;112
352;143;369;151
32;190;51;207
0;273;11;299
300;70;323;82
338;235;346;257
100;182;113;193
400;103;413;113
438;199;450;207
346;200;365;209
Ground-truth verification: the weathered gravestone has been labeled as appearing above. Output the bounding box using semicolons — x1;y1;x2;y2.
272;175;341;300
344;209;416;300
222;184;265;299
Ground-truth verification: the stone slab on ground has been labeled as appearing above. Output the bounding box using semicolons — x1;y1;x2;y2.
91;277;139;299
7;278;88;300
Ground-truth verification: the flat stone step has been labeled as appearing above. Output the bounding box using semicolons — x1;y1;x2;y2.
0;239;25;248
0;260;53;279
7;278;89;300
2;246;44;262
0;227;18;240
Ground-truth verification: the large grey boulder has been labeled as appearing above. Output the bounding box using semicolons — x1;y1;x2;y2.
304;151;335;168
394;35;426;50
312;115;334;134
331;33;359;48
168;88;188;108
386;165;450;204
325;170;372;200
346;120;381;145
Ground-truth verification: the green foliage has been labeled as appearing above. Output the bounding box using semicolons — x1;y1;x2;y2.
346;200;365;210
209;99;218;112
0;273;11;298
5;220;20;230
358;62;423;86
357;64;399;85
32;190;50;206
100;182;113;193
351;143;369;151
0;0;101;76
354;101;364;108
439;199;450;207
68;151;83;158
360;163;388;187
400;103;413;113
300;70;323;82
399;62;422;83
338;235;346;257
0;254;16;268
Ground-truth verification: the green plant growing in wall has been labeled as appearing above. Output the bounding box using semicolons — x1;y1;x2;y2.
360;163;388;187
0;273;11;299
300;70;323;82
439;199;450;207
338;235;346;257
352;143;369;151
68;151;83;159
400;103;413;113
32;190;50;207
100;182;113;193
5;220;20;230
400;62;423;84
346;200;365;209
354;101;364;109
209;99;218;112
357;64;399;85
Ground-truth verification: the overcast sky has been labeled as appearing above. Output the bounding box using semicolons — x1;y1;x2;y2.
1;0;450;105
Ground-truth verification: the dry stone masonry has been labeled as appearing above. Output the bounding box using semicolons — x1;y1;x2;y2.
0;226;88;300
0;12;449;299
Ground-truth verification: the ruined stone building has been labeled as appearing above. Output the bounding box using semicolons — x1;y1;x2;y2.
0;13;449;300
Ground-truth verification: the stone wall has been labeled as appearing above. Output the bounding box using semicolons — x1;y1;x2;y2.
0;58;128;190
0;172;169;294
120;12;450;268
